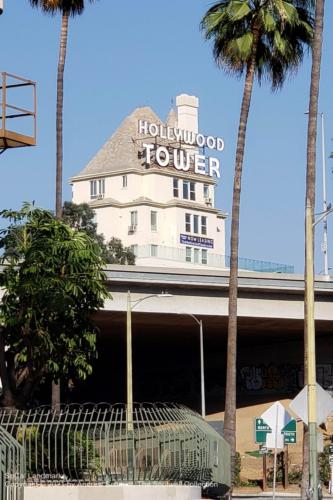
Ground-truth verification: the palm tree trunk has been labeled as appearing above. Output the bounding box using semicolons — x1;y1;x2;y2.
302;1;325;497
52;9;69;409
223;27;259;485
55;9;69;219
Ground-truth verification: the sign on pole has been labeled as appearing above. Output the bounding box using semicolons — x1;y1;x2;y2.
281;419;297;444
254;418;271;444
261;401;291;449
260;402;292;500
289;383;333;425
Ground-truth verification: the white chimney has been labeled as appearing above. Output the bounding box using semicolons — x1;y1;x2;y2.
176;93;199;133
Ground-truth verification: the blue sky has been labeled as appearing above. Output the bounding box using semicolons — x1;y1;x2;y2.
1;1;333;274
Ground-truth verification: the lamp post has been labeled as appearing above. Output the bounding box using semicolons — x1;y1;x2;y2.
305;111;330;277
320;113;329;278
126;290;172;480
179;313;206;418
126;291;173;428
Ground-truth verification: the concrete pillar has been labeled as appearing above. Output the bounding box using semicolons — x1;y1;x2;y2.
176;94;199;133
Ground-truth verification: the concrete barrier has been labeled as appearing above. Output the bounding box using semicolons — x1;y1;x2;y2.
24;484;203;500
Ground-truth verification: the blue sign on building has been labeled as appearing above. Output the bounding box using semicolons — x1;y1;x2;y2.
180;234;214;249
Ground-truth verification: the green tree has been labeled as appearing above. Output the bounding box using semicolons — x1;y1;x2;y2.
29;0;98;407
201;0;313;478
28;0;97;220
104;237;136;265
302;1;325;497
62;202;136;264
0;203;109;408
62;201;104;244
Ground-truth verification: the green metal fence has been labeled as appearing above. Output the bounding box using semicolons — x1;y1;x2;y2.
0;425;25;500
0;403;230;495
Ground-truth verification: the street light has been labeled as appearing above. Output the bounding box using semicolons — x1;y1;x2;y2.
305;111;330;278
179;313;206;418
319;112;329;278
304;111;332;500
126;290;173;430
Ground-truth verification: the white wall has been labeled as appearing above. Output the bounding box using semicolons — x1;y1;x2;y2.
72;171;215;206
25;485;202;500
71;170;225;270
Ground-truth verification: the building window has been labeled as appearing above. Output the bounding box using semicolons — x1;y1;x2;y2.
185;213;191;232
194;248;200;264
173;178;179;197
190;182;195;201
122;175;127;188
130;244;138;256
202;249;208;265
130;211;138;227
203;184;209;199
151;211;157;231
90;178;105;199
150;244;158;257
201;216;207;235
183;180;189;199
90;180;97;198
185;247;192;263
185;213;207;235
193;215;199;234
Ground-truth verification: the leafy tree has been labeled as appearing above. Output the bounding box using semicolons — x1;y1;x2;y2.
201;0;313;477
29;0;98;407
62;201;99;237
302;0;325;497
63;202;136;264
0;203;109;408
104;237;136;265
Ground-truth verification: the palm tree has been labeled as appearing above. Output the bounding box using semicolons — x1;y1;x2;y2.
29;0;97;407
201;0;313;480
302;1;325;497
29;0;97;220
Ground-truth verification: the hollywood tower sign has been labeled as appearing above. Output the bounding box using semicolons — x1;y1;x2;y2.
138;119;224;178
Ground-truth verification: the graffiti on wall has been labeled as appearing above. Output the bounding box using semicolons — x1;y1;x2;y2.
239;364;333;393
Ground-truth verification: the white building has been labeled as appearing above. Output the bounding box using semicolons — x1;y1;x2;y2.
71;93;228;270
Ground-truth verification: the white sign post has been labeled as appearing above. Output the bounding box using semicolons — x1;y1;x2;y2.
261;402;292;500
289;383;333;425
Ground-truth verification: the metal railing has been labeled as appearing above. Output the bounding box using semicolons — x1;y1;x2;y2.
0;72;37;154
0;426;25;500
135;244;294;273
0;403;230;491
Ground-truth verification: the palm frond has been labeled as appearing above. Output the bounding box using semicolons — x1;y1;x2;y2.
28;0;97;16
201;0;314;90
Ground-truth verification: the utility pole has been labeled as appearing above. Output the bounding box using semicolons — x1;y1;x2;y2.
320;113;329;277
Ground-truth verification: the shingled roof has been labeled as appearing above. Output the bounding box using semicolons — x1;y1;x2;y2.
75;107;163;177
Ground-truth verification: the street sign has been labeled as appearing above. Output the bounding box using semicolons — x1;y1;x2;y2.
289;383;333;425
282;419;297;444
329;456;333;465
254;418;271;444
259;445;268;455
261;401;292;449
329;445;333;455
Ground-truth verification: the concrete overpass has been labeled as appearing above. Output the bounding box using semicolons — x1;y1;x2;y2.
77;265;333;414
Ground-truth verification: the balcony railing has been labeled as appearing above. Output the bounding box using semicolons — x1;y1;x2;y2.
135;245;294;274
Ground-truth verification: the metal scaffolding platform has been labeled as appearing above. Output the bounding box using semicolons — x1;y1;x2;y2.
0;72;36;154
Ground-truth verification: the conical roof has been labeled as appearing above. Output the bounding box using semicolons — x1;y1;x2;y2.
166;108;177;128
76;106;162;176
